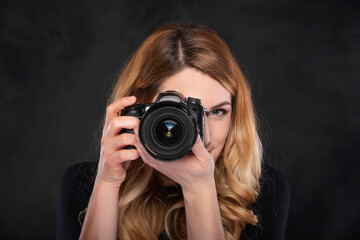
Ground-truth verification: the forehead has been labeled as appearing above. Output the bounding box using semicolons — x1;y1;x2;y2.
156;68;231;108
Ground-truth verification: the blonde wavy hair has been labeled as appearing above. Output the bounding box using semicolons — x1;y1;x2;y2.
107;23;262;240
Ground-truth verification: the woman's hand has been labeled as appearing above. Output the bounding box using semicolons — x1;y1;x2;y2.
134;121;225;240
79;96;140;240
96;96;140;188
134;129;215;193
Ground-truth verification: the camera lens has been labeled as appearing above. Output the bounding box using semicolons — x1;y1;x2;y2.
139;104;197;161
156;120;181;145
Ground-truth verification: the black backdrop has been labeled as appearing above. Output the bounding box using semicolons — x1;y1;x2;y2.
1;0;359;239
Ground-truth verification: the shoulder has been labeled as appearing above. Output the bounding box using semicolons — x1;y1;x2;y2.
62;161;98;179
241;164;291;240
57;162;98;239
60;161;97;205
260;164;291;204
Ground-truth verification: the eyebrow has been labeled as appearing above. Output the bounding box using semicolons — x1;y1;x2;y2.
209;101;232;111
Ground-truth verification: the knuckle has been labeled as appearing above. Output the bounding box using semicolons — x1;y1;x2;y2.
119;133;129;143
120;133;134;145
111;117;120;126
117;150;127;161
110;118;121;130
103;153;112;167
106;105;114;114
107;151;120;163
132;150;140;159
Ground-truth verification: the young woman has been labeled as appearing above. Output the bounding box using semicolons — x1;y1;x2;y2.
57;23;290;240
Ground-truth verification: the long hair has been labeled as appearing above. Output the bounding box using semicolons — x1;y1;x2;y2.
108;23;262;240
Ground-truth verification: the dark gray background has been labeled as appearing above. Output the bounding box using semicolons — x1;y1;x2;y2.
1;0;359;239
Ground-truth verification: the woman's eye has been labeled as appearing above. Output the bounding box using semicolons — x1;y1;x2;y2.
210;109;228;118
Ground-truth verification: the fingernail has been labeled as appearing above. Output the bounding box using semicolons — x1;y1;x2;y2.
129;96;136;100
135;142;144;151
134;127;139;135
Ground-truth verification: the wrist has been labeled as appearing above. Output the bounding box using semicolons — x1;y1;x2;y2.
95;168;126;190
182;177;225;240
94;178;122;193
80;177;120;240
182;176;216;199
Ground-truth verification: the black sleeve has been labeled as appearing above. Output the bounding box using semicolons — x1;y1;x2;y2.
241;165;291;240
56;162;96;240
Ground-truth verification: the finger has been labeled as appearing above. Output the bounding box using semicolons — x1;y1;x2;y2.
107;133;137;150
191;134;211;162
134;135;160;170
103;116;140;138
103;96;137;132
110;149;140;165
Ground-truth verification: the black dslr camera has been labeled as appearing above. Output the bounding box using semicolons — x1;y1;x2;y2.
120;90;206;161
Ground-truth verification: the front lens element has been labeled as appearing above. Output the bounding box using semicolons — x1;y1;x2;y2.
157;119;181;145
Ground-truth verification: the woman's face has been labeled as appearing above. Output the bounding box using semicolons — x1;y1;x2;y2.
153;67;232;162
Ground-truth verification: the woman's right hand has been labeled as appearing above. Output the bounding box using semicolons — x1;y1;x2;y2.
96;96;140;188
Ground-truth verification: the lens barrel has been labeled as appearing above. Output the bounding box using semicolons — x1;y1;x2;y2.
139;103;197;161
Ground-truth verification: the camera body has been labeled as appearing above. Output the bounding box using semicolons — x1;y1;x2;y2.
120;90;206;161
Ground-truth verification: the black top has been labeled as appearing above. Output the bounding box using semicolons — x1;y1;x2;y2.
57;162;290;240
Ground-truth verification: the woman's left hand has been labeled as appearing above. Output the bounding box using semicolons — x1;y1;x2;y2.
134;132;215;193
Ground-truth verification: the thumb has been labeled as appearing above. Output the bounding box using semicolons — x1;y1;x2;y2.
191;135;210;162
